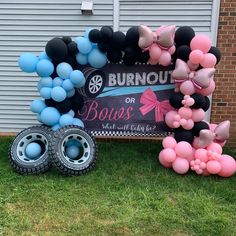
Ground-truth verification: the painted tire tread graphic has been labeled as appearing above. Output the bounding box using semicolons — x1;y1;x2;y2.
49;125;98;176
9;125;52;175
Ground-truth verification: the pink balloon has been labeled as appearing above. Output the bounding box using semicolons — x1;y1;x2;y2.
207;160;222;174
160;148;177;163
192;137;201;149
194;148;208;162
207;142;223;154
191;109;205;122
168;45;176;55
178;107;192;119
165;110;178;128
162;136;177;149
172;158;189;174
218;155;236;177
149;44;162;61
196;79;215;96
175;141;193;158
187;60;199;71
159;151;172;168
180;80;196;95
200;53;217;68
182;119;194;130
189;49;204;64
190;34;212;53
158;51;172;66
209;123;217;132
202;169;211;176
148;57;158;65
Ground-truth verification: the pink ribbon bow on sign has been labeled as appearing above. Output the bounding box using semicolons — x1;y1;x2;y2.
199;120;230;147
139;88;173;122
172;59;215;89
138;25;176;50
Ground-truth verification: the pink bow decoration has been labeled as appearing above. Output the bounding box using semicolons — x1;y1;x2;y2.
172;59;215;89
139;88;173;122
199;120;230;147
138;25;176;49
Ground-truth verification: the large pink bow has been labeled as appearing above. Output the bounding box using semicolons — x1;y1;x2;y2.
139;88;173;122
199;120;230;147
138;25;175;49
172;59;215;89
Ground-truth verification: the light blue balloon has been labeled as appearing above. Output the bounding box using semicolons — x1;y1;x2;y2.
76;53;88;65
73;118;84;128
67;88;75;98
53;77;63;87
76;37;93;54
51;86;67;102
52;123;61;131
88;48;107;68
37;114;42;123
40;87;52;99
25;142;41;159
83;28;93;38
30;99;46;113
66;145;80;159
70;70;85;88
36;59;54;77
40;107;60;126
39;77;53;88
56;62;73;80
59;114;74;127
18;53;39;73
39;52;51;60
67;110;75;117
62;79;74;91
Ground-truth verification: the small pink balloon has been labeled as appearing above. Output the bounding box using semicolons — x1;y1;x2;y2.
161;148;177;163
149;44;162;61
159;151;172;168
162;136;177;149
179;118;187;126
207;160;222;174
189;49;204;64
207;142;222;154
165;110;178;128
159;51;172;66
178;107;192;119
194;148;208;162
182;119;194;130
175;141;193;158
191;109;205;122
148;57;158;65
180;80;196;95
218;155;236;177
190;34;212;53
172;158;189;174
200;53;217;68
168;45;176;55
196;79;215;96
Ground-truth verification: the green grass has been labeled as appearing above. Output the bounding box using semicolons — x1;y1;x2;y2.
0;137;236;236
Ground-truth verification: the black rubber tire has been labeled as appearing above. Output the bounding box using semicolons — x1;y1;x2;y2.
8;125;53;175
50;125;98;176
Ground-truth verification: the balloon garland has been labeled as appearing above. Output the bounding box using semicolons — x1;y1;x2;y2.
18;24;235;177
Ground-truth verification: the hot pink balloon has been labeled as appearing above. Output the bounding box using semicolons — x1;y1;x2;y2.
207;142;222;154
160;148;177;163
194;148;208;162
178;107;192;119
190;34;212;53
189;49;204;64
172;158;189;174
162;136;177;149
218;155;236;177
192;108;205;122
149;44;162;61
180;80;196;95
175;141;193;158
196;79;215;96
165;110;178;128
159;151;172;168
206;160;222;174
200;53;217;68
159;51;172;66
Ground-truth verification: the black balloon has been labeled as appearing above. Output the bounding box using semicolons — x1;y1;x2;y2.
123;54;136;66
56;99;72;114
100;26;113;42
192;121;209;136
169;92;184;108
107;50;122;63
111;31;126;50
202;96;210;111
191;93;206;109
175;45;191;62
68;41;79;55
174;26;195;46
97;42;110;52
137;51;150;63
126;26;139;47
65;56;77;69
88;29;102;43
46;38;68;62
174;128;194;144
69;90;84;111
45;99;57;107
208;46;221;64
62;36;72;45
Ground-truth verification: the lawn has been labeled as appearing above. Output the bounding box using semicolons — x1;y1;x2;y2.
0;137;236;236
